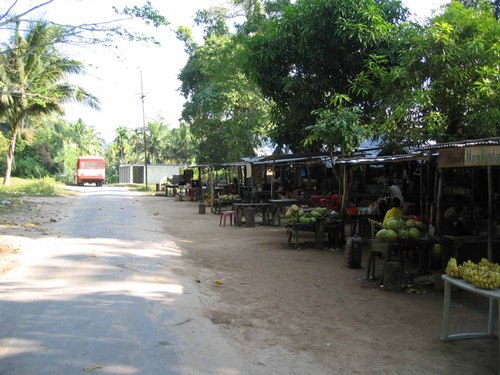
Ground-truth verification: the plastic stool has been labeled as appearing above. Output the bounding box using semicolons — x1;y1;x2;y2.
220;210;236;227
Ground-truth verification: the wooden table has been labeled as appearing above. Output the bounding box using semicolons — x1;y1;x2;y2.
232;202;272;226
441;274;499;369
365;239;434;280
285;219;329;249
269;199;299;227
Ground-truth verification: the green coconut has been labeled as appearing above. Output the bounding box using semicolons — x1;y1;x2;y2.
385;229;398;242
414;221;427;231
375;229;387;241
299;216;310;224
408;227;421;241
312;209;323;217
386;218;403;231
398;229;409;241
432;243;442;258
405;219;416;228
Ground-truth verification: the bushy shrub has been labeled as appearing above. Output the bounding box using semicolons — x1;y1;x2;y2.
12;156;50;179
22;177;59;195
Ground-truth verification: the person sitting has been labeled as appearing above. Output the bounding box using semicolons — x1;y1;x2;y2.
383;197;404;224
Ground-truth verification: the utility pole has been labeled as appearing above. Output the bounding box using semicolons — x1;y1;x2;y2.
140;69;148;188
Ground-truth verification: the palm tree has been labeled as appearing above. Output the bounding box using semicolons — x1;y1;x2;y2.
113;126;130;161
168;122;195;164
71;119;104;156
128;128;143;163
0;21;100;185
146;120;168;164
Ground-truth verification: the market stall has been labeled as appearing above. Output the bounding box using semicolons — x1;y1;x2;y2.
419;138;500;263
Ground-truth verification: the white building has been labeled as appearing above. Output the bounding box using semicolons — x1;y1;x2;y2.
119;164;186;185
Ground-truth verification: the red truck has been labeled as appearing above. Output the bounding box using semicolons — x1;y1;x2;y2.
76;156;105;186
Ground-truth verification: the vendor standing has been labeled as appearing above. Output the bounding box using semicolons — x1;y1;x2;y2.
387;180;404;204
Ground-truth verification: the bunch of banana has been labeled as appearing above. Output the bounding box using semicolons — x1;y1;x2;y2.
470;270;500;289
452;258;500;289
445;258;463;278
478;258;500;273
461;261;478;283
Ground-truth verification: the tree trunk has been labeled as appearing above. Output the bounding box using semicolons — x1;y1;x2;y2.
3;127;20;186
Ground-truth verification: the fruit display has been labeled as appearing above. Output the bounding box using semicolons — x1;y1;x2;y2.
285;205;329;224
445;257;500;290
218;194;240;202
445;258;463;278
375;228;398;242
374;217;427;243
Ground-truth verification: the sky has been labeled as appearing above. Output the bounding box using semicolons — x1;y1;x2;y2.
10;0;451;143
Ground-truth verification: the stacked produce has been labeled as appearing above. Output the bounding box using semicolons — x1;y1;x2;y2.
446;257;500;289
218;194;240;202
285;205;329;224
444;258;462;278
374;217;428;243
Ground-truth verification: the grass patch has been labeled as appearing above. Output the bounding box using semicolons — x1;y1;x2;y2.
0;177;69;197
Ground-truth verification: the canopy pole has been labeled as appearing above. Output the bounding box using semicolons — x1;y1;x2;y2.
488;166;493;261
436;168;443;235
271;159;275;199
420;160;424;219
210;167;215;212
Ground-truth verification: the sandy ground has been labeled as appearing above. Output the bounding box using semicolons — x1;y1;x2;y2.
0;191;498;374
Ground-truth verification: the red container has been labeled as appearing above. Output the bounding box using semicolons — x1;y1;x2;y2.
346;207;359;216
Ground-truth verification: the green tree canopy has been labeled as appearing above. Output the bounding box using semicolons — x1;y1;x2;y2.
350;1;500;145
242;0;407;151
178;3;271;164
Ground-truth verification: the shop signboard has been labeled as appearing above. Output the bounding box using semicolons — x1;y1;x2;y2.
438;145;500;168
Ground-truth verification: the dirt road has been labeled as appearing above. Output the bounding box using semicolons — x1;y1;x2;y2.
0;186;245;374
0;187;497;374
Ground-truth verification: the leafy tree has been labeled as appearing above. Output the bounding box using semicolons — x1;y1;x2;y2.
304;94;369;216
460;0;500;19
11;128;57;178
178;3;271;164
105;120;196;183
113;126;131;161
0;22;100;185
146;120;169;164
0;113;105;183
164;122;195;164
128;129;144;163
242;0;407;151
350;1;500;144
70;119;104;156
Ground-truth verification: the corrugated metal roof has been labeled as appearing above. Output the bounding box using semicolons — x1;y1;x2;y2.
417;138;500;151
252;155;329;165
215;162;248;167
335;152;430;165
